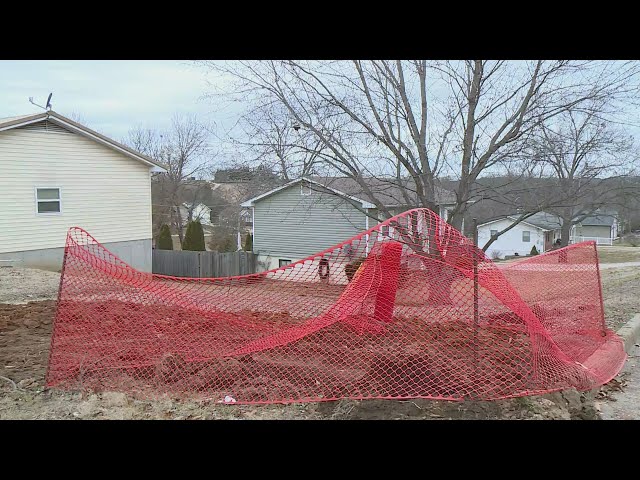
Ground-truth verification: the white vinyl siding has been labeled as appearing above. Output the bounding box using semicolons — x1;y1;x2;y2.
477;219;547;259
575;225;612;238
0;123;153;254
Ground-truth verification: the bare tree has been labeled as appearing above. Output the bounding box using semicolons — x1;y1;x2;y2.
199;60;639;234
124;114;215;244
197;60;639;304
528;104;636;246
69;111;88;126
230;102;327;180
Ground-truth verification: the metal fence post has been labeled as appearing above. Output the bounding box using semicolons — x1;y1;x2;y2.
473;218;479;376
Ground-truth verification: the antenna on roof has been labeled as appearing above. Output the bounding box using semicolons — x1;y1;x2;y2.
28;92;53;111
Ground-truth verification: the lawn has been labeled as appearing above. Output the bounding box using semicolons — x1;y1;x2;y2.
597;245;640;263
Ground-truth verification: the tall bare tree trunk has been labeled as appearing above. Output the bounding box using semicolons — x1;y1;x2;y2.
560;213;572;248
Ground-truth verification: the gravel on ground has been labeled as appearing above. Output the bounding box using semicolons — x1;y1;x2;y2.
0;267;61;304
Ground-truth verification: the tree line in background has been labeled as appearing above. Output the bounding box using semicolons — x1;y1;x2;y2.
197;60;640;249
122;114;273;253
125;61;640;254
123;113;213;246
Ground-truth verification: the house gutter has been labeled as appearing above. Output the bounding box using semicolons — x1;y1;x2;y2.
365;213;370;254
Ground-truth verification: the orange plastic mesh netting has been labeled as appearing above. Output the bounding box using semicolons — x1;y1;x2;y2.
45;208;626;404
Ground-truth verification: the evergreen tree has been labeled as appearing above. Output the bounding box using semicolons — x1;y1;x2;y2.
183;220;206;251
243;233;253;252
156;224;173;250
530;245;539;256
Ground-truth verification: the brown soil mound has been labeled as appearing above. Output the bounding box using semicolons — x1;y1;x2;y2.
0;300;56;384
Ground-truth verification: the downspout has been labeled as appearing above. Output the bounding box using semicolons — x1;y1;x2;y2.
252;206;255;252
365;209;370;254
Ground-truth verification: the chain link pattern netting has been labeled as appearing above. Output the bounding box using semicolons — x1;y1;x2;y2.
45;209;626;403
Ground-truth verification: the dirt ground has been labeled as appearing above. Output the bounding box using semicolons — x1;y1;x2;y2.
0;266;619;420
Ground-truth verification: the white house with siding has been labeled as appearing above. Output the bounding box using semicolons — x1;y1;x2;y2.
0;111;165;271
477;212;563;259
180;202;216;227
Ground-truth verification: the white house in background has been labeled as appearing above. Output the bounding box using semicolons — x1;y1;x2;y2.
180;202;216;226
0;111;165;271
178;202;253;251
477;212;563;259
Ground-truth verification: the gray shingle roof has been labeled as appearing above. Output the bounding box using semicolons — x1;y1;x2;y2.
480;211;564;231
308;176;456;207
580;213;616;226
518;212;563;230
483;209;618;230
0;114;39;127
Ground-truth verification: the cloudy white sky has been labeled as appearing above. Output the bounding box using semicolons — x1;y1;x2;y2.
0;60;230;142
3;60;640;176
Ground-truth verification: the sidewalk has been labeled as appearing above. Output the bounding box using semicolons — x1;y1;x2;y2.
598;343;640;419
599;262;640;269
597;314;640;419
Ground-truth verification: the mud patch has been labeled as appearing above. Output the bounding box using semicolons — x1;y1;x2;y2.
0;300;56;384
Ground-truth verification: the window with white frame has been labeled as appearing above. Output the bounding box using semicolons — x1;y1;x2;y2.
36;187;61;214
522;230;531;242
279;259;292;267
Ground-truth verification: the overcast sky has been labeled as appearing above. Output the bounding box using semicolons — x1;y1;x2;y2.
0;60;227;142
3;60;639;176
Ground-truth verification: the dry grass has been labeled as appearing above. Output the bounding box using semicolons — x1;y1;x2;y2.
600;266;640;330
597;246;640;264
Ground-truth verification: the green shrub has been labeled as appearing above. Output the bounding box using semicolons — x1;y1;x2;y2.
156;224;173;250
530;245;539;256
182;220;206;251
243;233;253;252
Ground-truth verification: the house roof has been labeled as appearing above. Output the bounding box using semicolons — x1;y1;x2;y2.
240;176;456;209
579;212;616;227
478;211;563;231
240;177;377;209
0;111;167;172
308;176;457;207
518;212;563;230
0;114;37;125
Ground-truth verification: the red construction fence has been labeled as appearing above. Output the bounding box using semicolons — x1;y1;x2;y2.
45;209;627;403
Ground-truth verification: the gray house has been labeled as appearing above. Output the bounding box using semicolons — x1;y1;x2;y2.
240;176;456;275
570;210;619;245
